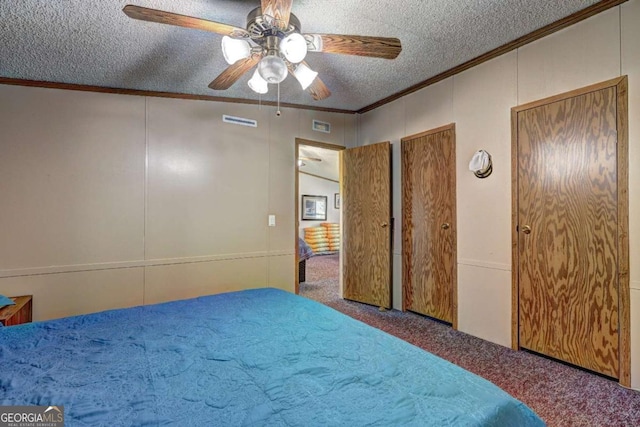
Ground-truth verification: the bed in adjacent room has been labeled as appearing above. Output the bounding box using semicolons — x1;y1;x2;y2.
298;237;314;283
0;288;544;426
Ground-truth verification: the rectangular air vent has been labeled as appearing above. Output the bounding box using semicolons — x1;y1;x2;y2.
312;120;331;133
223;115;257;128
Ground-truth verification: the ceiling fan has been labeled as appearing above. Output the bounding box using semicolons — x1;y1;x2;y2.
298;156;321;167
123;1;402;101
299;156;321;162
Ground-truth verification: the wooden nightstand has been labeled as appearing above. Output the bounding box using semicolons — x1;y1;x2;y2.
0;295;33;326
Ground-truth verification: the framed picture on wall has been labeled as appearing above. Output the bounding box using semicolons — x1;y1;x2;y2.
302;195;327;220
334;193;340;209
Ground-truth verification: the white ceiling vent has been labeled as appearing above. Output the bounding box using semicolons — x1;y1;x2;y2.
312;120;331;133
223;115;258;128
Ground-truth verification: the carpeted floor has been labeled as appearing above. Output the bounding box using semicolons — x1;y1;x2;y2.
300;253;640;426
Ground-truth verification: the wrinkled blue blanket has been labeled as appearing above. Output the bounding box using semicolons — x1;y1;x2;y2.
0;288;544;426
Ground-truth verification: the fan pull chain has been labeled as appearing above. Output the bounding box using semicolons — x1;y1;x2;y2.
276;82;281;117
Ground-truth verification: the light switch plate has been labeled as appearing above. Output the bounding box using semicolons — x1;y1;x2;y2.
268;215;276;227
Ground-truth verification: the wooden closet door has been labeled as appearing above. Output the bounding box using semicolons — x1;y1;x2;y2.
402;124;456;324
342;142;392;308
516;87;619;378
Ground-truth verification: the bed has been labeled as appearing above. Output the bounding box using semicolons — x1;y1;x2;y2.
0;288;544;426
298;237;314;283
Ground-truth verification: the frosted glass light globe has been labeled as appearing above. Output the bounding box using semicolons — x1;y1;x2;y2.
293;63;318;90
258;55;288;84
221;36;251;65
248;69;268;94
281;33;308;64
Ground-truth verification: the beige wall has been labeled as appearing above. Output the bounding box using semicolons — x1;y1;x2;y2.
0;85;354;320
358;2;640;388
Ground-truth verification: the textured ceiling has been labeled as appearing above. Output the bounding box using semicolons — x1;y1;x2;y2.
0;0;602;111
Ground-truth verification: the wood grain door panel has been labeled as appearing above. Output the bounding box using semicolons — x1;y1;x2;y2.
517;87;619;378
342;142;392;308
402;125;456;324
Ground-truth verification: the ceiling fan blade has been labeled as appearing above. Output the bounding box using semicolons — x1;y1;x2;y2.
306;34;402;59
209;56;261;90
261;0;293;30
306;75;331;101
123;5;249;38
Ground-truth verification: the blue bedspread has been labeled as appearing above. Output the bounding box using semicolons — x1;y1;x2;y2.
0;288;544;426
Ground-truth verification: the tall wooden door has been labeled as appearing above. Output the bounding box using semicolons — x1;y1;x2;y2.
342;142;392;308
514;78;629;380
401;124;457;325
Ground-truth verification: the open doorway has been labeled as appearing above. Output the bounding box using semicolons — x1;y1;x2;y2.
294;138;344;299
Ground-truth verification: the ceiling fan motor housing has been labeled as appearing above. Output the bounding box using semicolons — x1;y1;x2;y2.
247;7;305;84
246;7;302;42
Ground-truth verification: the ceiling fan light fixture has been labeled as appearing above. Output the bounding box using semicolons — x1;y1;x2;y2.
293;63;318;90
281;33;308;63
248;69;268;94
258;55;288;84
221;36;251;65
123;4;402;102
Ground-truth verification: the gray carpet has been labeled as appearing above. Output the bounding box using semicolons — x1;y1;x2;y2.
300;253;640;427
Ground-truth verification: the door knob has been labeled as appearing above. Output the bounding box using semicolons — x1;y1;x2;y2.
381;222;389;228
441;223;450;230
521;225;531;234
